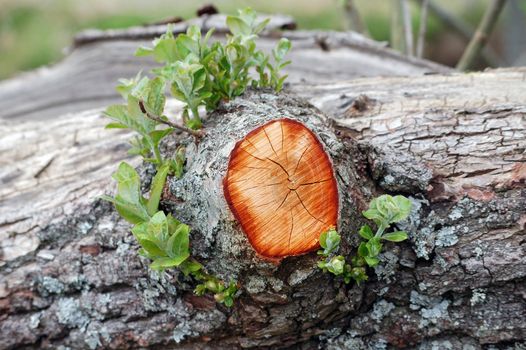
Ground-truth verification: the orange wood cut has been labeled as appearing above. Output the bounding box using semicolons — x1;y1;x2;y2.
223;118;339;259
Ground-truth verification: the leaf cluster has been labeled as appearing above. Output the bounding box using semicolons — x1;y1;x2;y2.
106;74;184;171
102;162;238;306
318;195;412;284
135;8;291;129
317;228;367;284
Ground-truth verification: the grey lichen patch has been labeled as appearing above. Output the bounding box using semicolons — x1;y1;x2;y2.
362;142;433;193
326;331;367;350
375;250;399;283
37;276;65;296
29;312;41;329
56;297;90;330
245;275;267;294
470;288;487;306
84;321;110;350
409;290;441;311
134;270;179;312
371;299;395;322
419;299;450;328
170;299;226;344
435;226;459;248
288;266;316;286
267;276;284;292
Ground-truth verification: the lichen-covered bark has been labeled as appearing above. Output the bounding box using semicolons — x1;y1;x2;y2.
1;86;524;349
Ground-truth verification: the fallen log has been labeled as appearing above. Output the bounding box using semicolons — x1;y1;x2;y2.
0;14;525;350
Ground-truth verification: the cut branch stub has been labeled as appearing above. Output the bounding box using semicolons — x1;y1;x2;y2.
223;118;339;259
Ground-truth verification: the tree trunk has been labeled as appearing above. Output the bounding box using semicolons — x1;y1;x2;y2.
0;15;525;350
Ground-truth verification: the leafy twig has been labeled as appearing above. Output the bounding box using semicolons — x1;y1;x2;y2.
456;0;507;70
318;195;412;284
138;100;204;139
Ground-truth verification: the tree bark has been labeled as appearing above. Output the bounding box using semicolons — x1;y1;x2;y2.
0;17;525;350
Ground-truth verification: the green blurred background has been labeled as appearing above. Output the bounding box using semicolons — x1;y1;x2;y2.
1;0;525;80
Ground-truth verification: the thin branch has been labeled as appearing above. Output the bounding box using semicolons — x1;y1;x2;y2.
401;0;414;56
416;0;429;58
138;101;204;139
391;0;405;53
342;0;369;36
457;0;506;70
425;0;500;65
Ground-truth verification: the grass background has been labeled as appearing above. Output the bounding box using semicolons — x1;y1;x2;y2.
0;0;521;80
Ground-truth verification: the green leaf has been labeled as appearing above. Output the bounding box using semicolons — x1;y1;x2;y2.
362;208;384;226
104;96;155;137
363;195;412;225
366;237;382;257
227;16;251;36
318;228;340;255
175;34;199;57
350;267;368;284
252;18;270;35
137;237;165;258
116;71;143;99
166;213;182;233
105;122;128;129
180;260;203;276
170;146;186;179
167;224;190;259
149;128;173;149
152;38;179;63
146;163;170;216
108;162;150;224
145;77;166;116
391;195;412;223
238;7;257;26
359;225;374;240
112;196;150;224
135;46;154;57
223;296;234;307
326;255;345;275
112;162;143;204
147;211;169;244
273;38;291;62
357;242;369;257
364;256;380;267
382;231;408;242
150;256;188;270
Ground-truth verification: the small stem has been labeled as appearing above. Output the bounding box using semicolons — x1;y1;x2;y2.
138;101;204;139
153;145;163;165
189;106;202;129
375;223;387;238
456;0;507;70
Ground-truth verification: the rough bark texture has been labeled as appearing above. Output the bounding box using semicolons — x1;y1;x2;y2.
0;14;525;350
